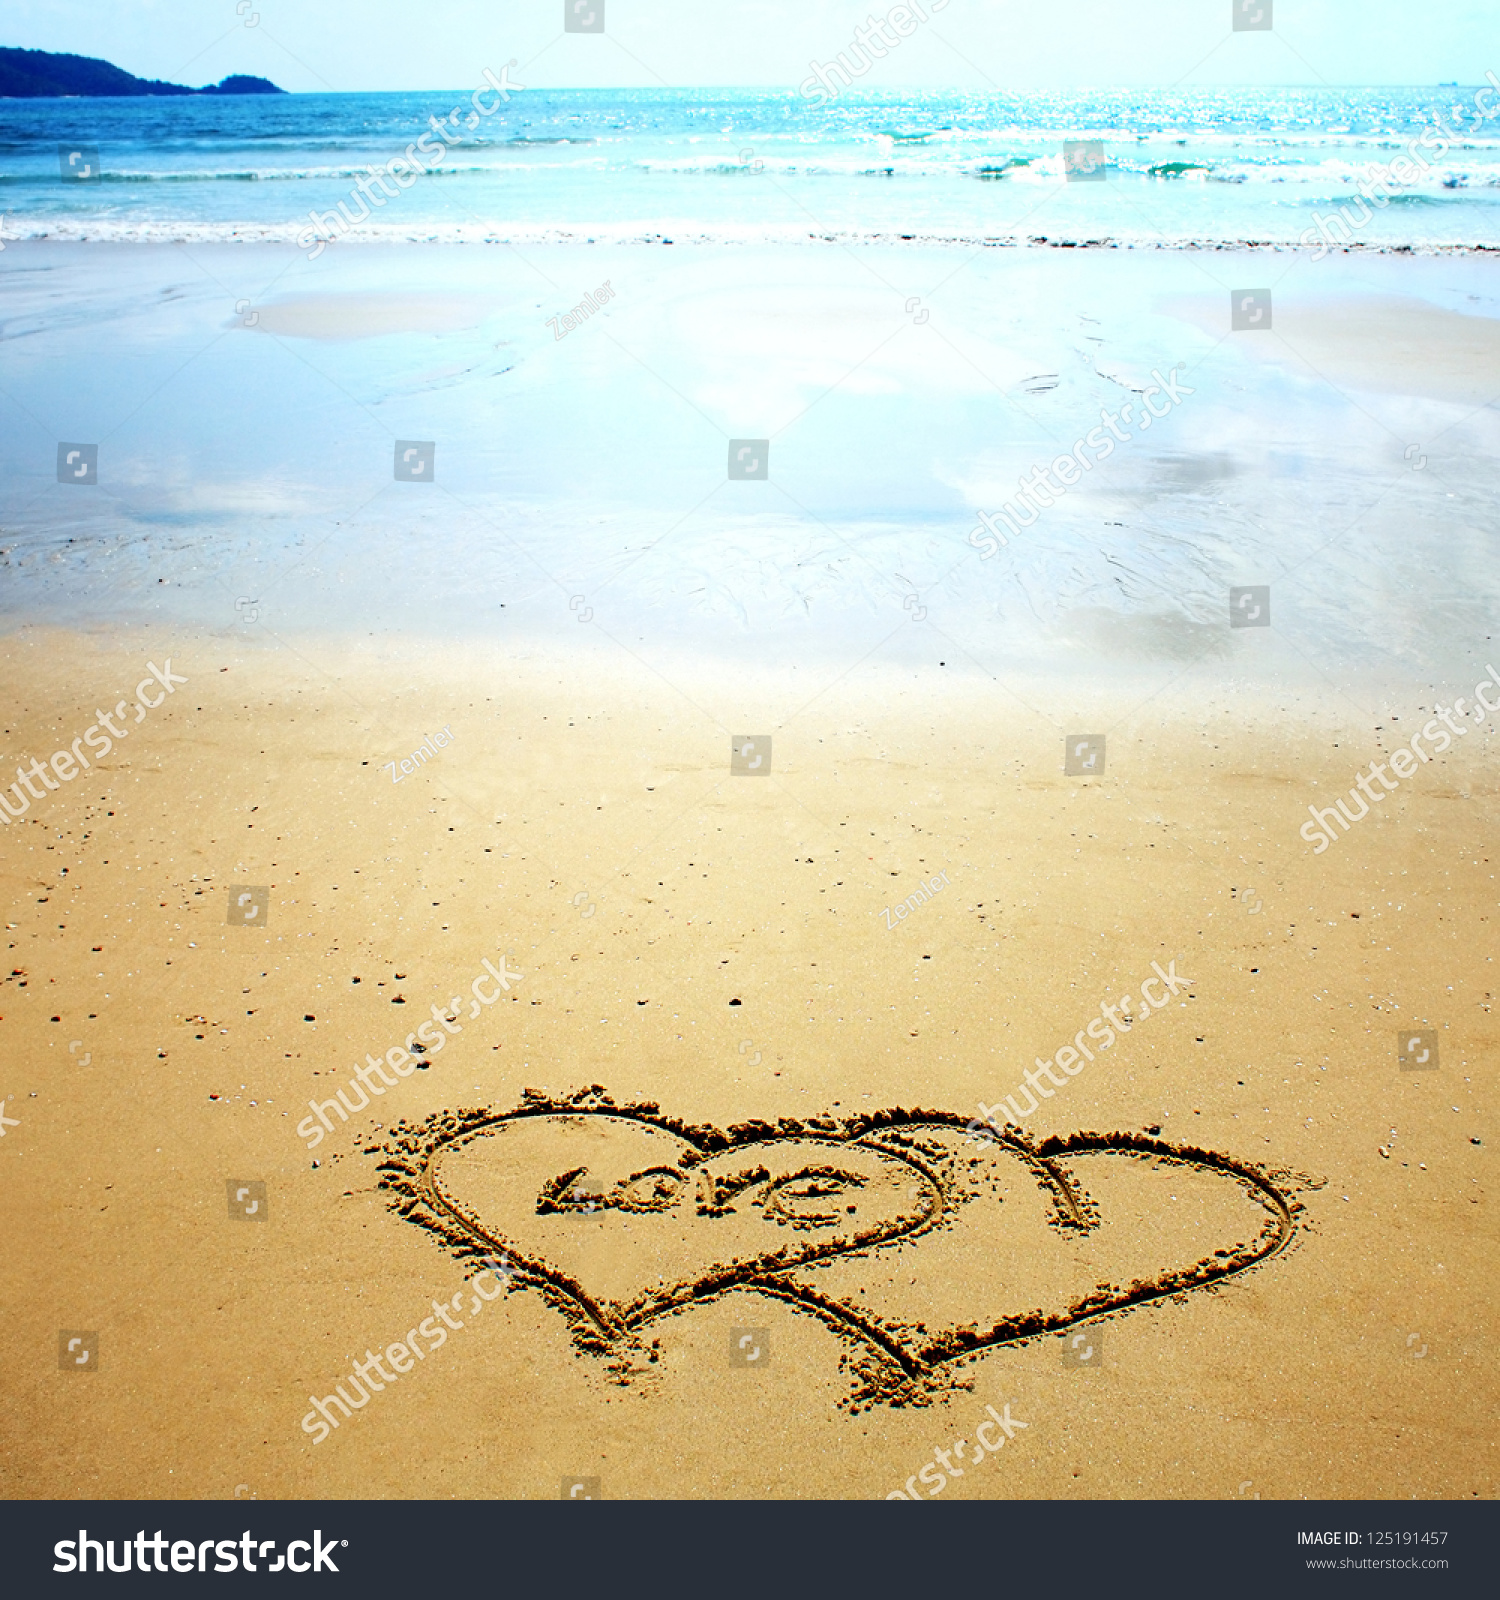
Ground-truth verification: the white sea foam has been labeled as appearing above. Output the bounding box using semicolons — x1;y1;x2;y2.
10;216;1497;253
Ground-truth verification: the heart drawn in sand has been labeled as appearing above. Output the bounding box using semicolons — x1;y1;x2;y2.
367;1087;1310;1406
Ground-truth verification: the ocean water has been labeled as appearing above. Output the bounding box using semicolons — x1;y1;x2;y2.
2;90;1498;691
5;86;1500;249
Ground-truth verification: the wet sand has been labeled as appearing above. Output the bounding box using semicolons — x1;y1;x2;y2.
6;243;1499;700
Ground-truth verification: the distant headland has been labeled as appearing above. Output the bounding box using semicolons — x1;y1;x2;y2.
0;47;285;97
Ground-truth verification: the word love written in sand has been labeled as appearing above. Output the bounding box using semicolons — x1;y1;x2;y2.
366;1089;1310;1409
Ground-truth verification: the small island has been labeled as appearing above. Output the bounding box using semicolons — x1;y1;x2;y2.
0;47;284;97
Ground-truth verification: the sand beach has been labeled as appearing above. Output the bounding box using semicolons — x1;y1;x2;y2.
1;63;1497;1503
0;618;1493;1498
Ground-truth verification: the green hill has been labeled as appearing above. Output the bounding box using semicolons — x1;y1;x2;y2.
0;47;284;97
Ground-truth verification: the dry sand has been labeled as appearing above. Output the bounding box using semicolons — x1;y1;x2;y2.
1168;291;1500;408
0;628;1493;1499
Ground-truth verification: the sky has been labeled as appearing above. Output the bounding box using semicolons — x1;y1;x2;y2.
4;0;1494;92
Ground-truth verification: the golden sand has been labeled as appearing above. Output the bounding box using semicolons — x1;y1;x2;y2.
1;629;1492;1499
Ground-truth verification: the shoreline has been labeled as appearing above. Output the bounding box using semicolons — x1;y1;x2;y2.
9;224;1500;253
3;242;1497;690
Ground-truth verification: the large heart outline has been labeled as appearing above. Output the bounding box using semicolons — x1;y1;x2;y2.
365;1086;1311;1405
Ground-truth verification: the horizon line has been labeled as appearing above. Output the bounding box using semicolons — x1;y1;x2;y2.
9;79;1483;95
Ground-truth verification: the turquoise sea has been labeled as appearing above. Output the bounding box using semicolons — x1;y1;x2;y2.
4;85;1500;247
2;87;1498;689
